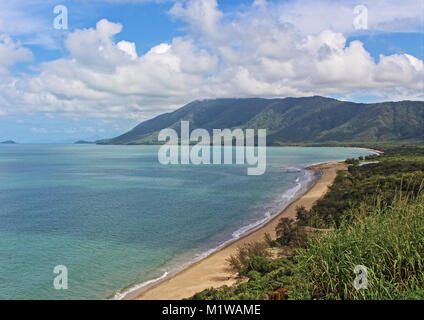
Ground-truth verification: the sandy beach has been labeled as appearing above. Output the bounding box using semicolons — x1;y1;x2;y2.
131;161;347;300
352;147;384;154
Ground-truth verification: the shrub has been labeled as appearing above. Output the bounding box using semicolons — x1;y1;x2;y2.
296;206;310;226
275;218;296;246
291;192;424;300
345;158;359;165
275;217;308;248
227;241;270;276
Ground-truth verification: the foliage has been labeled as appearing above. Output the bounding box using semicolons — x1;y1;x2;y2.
295;206;309;226
226;241;270;276
345;158;360;165
189;146;424;300
189;257;296;300
303;149;424;228
275;217;308;248
292;192;424;300
98;97;424;145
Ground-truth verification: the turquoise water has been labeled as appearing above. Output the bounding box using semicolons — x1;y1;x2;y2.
0;145;373;299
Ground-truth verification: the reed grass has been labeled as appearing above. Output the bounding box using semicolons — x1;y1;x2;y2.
292;190;424;299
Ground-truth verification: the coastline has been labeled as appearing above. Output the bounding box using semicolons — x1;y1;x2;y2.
351;147;384;154
131;161;347;300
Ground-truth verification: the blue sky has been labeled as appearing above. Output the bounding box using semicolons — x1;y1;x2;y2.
0;0;423;143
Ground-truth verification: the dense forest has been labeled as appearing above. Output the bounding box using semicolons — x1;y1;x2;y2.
189;146;424;300
99;97;424;145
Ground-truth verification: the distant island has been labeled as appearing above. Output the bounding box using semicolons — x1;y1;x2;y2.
74;140;96;144
0;140;17;144
98;96;424;146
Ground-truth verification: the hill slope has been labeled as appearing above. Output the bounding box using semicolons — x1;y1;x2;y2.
100;96;424;145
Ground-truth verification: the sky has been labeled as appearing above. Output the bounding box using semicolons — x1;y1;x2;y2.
0;0;423;143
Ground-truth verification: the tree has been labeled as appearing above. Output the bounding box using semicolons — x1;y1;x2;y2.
296;206;310;226
275;218;296;246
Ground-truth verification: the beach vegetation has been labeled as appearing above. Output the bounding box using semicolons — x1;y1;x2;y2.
226;241;270;276
189;146;424;300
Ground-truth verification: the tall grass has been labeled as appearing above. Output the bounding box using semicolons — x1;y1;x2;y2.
291;190;424;299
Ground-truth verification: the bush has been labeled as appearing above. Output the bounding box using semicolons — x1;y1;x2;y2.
291;192;424;300
189;257;296;300
345;158;360;165
227;241;270;276
296;206;310;226
275;218;296;246
190;147;424;301
275;217;308;248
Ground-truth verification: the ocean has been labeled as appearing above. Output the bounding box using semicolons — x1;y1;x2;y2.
0;145;374;299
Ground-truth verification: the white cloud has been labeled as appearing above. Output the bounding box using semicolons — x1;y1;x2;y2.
0;0;423;122
0;2;47;35
0;1;64;50
117;40;138;59
1;18;218;119
64;19;136;72
0;35;33;73
170;0;223;40
275;0;424;34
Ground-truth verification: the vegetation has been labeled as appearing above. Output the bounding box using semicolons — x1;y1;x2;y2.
274;218;308;248
189;146;424;300
293;192;424;299
226;241;271;276
98;97;424;145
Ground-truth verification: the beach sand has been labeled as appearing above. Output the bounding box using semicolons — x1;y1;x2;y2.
133;161;347;300
352;147;384;154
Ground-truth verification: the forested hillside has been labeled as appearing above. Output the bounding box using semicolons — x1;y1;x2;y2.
100;97;424;145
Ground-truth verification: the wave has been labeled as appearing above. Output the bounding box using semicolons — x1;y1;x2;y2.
111;271;169;300
112;168;319;300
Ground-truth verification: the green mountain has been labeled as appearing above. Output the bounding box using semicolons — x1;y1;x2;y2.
99;96;424;145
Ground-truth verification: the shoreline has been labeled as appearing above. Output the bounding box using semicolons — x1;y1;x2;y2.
131;161;348;300
351;147;384;154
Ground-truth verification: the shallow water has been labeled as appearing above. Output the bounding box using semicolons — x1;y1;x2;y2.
0;145;374;299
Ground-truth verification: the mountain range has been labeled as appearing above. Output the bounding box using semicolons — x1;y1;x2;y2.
99;96;424;145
